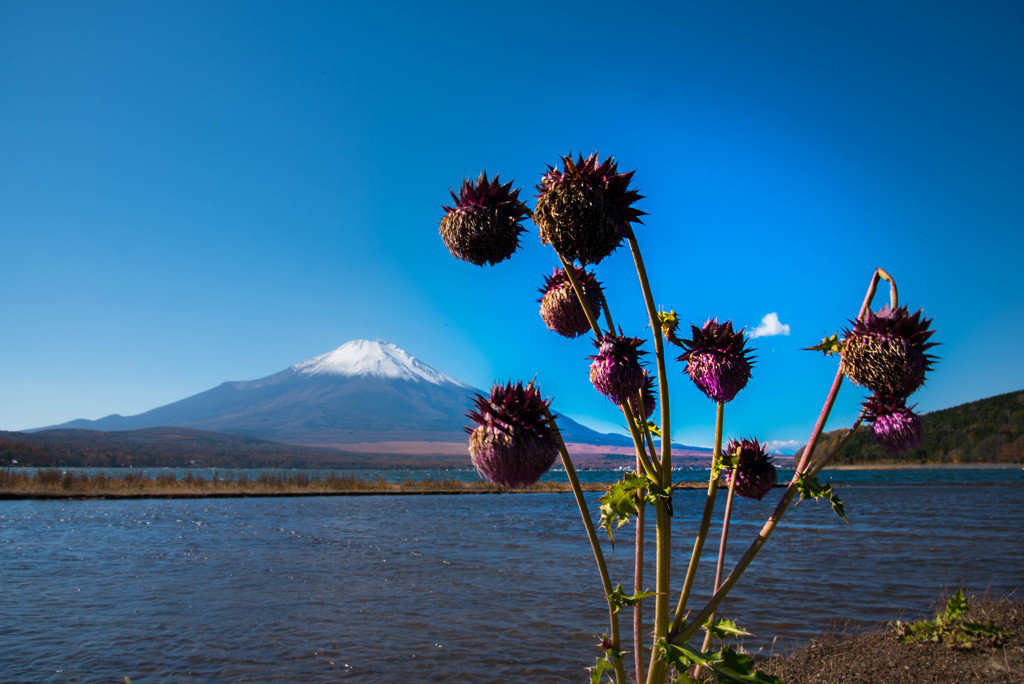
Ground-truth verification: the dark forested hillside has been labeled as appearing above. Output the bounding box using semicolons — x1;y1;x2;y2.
798;390;1024;465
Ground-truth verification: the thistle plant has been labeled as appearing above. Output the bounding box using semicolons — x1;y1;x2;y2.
533;153;645;265
440;172;530;266
590;334;648;407
677;320;755;405
727;438;778;501
840;305;937;398
438;154;938;683
863;394;924;455
466;380;561;488
539;267;605;339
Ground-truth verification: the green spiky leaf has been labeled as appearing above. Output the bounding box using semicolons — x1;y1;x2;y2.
608;583;657;614
704;618;753;641
588;656;615;684
942;589;968;624
895;590;1013;648
644;481;673;505
658;640;783;683
805;333;843;356
598;472;652;542
795;473;849;523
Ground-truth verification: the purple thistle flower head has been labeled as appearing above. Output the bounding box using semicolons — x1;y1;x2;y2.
589;333;647;406
465;380;559;488
440;172;530;266
841;305;938;399
537;266;604;338
726;438;777;500
533;153;645;265
863;394;924;455
638;370;657;420
678;319;755;404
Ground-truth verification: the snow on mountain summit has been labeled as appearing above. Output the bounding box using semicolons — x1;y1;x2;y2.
293;340;469;387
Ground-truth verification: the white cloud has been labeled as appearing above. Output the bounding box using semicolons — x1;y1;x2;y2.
763;439;803;455
749;312;791;339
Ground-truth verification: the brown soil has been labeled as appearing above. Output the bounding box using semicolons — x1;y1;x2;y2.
761;597;1023;683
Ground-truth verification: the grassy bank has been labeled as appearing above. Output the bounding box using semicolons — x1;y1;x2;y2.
0;468;624;499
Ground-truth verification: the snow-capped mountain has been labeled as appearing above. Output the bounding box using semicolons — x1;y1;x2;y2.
40;340;630;449
294;340;470;386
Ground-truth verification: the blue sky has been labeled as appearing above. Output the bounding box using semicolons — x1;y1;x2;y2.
2;1;1022;450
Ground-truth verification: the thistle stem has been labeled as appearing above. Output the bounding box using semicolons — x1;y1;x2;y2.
795;267;893;476
644;496;672;684
673;367;845;643
623;402;661;482
558;249;657;480
670;401;725;633
809;414;865;478
545;407;626;684
670;268;895;645
626;236;671;475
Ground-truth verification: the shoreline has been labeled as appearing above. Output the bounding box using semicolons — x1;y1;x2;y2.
2;463;1019;500
820;463;1022;471
0;482;719;501
0;485;615;500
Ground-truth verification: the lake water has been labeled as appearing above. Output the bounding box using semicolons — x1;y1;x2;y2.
1;468;1022;682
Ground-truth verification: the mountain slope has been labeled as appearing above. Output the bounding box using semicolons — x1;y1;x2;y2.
39;340;632;448
0;427;373;469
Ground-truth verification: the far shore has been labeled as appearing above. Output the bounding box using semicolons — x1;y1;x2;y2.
0;469;707;500
1;463;1018;500
821;462;1022;470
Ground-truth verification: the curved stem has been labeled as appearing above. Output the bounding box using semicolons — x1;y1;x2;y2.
670;402;725;633
626;236;671;477
809;414;865;478
672;479;797;644
875;267;898;309
792;367;844;476
545;407;626;684
671;267;894;645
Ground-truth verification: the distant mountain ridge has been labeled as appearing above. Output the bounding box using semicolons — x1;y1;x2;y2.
0;427;373;469
36;340;634;450
797;390;1024;465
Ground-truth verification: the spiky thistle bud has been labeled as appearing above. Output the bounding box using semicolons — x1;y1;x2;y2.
726;438;777;500
533;153;644;265
678;319;755;404
840;305;937;399
440;173;530;266
589;333;647;406
658;309;683;347
537;266;604;338
465;381;559;488
863;394;924;455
